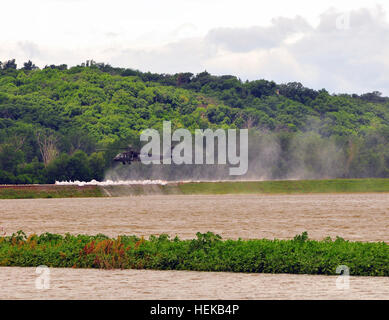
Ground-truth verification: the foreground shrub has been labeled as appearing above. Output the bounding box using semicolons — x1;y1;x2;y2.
0;231;388;276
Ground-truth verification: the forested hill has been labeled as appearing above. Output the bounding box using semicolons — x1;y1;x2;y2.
0;59;388;183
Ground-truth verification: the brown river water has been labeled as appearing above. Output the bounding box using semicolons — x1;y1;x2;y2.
0;193;388;299
1;267;388;300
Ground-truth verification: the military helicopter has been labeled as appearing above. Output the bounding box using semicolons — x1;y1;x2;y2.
98;145;173;165
112;146;141;164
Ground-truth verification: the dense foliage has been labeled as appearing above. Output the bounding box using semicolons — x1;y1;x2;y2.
1;59;388;183
0;231;388;276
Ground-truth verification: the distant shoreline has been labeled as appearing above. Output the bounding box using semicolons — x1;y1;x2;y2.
1;178;389;199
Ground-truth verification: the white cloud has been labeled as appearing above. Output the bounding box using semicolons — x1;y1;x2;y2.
205;16;312;52
1;2;389;95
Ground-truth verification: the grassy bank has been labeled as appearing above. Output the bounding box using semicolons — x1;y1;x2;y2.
0;185;103;199
0;231;388;276
1;178;388;199
177;178;389;195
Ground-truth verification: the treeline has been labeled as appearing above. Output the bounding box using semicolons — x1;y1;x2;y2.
0;59;388;183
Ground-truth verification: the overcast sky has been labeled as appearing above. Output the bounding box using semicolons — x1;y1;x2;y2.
1;0;389;95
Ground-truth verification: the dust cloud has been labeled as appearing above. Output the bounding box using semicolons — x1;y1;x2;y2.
104;130;347;182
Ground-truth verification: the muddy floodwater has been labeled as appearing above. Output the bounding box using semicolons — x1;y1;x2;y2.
1;267;388;300
0;193;388;241
0;193;388;299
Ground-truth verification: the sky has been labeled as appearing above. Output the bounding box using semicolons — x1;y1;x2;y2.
1;0;389;95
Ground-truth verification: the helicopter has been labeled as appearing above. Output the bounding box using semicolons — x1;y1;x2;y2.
113;147;141;165
98;145;173;165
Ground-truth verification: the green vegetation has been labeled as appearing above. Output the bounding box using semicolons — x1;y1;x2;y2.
177;178;389;194
0;185;103;199
1;59;389;183
0;231;388;276
0;178;388;199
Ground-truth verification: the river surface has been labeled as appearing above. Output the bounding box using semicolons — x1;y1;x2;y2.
0;194;388;241
0;193;388;299
0;267;388;299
